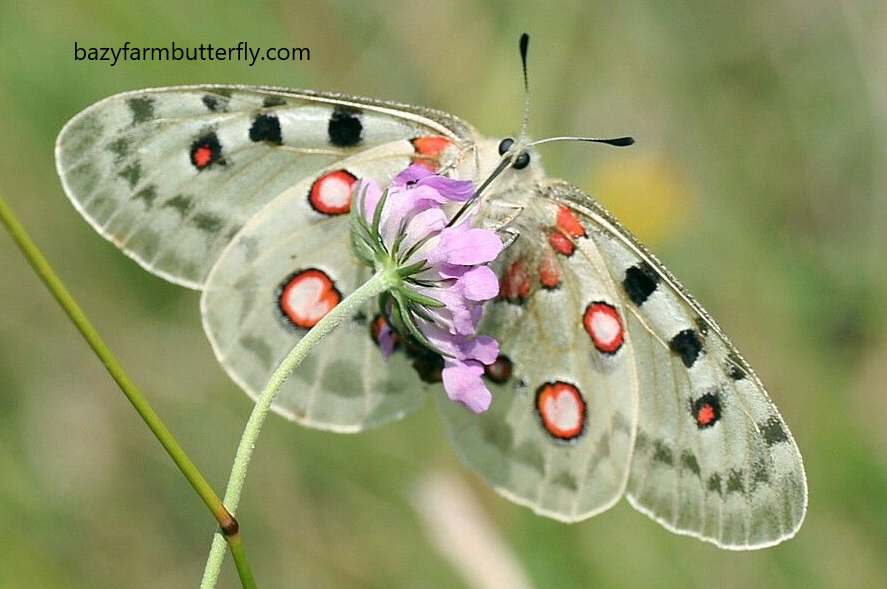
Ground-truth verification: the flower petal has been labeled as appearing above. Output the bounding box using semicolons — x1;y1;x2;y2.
437;287;479;335
458;335;499;364
380;186;440;243
404;207;447;247
378;321;396;359
416;176;474;201
427;224;503;266
442;359;492;413
456;266;499;301
418;319;462;357
394;163;433;185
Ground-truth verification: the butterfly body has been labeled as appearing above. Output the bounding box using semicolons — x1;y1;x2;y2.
55;85;806;549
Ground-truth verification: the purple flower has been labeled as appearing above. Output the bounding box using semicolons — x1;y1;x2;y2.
352;164;503;413
393;164;475;201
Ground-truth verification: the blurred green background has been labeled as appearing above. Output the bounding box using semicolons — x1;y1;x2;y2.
1;1;885;588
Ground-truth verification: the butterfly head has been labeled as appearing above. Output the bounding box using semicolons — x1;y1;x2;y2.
465;137;544;195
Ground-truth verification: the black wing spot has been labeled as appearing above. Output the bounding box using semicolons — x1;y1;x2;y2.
164;194;194;217
652;440;674;465
670;329;703;368
106;137;130;163
752;458;770;489
118;160;141;188
328;107;363;147
193;212;223;233
622;262;660;305
263;96;287;107
202;94;230;112
691;391;722;428
760;416;789;446
707;473;723;495
726;469;745;494
726;353;747;380
190;131;225;170
133;185;158;206
127;96;155;124
249;114;283;145
680;451;701;476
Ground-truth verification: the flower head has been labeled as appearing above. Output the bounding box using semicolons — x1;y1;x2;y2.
351;164;503;412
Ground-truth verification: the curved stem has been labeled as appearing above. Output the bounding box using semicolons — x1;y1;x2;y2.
0;189;257;587
199;269;397;589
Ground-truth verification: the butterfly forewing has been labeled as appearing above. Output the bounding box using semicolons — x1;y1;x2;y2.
541;180;807;548
437;184;639;521
55;85;475;288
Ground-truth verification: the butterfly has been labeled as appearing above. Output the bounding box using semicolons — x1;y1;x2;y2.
54;64;806;550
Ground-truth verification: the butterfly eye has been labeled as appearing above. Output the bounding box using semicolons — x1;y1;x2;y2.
497;137;515;155
512;151;531;169
497;138;530;169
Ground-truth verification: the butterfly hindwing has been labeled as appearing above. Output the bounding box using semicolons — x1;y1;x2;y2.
55;85;475;288
436;183;639;521
542;180;807;548
200;141;479;431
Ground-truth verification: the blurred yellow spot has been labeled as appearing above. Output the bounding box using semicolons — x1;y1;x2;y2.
586;155;694;245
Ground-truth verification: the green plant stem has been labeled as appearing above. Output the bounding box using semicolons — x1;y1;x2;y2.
0;190;257;589
199;269;398;589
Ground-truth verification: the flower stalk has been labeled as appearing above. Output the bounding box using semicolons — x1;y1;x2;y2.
0;188;258;589
199;268;399;589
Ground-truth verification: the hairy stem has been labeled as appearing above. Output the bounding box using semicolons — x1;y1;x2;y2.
199;269;397;589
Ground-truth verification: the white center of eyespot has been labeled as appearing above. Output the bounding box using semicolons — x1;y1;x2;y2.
318;175;352;207
545;390;582;431
285;275;332;322
591;309;621;345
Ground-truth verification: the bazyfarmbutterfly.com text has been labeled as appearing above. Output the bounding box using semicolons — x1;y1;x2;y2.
73;41;309;67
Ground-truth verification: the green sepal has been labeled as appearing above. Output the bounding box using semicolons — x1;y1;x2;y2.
399;286;445;308
392;292;451;357
390;221;409;258
371;187;389;246
397;260;427;278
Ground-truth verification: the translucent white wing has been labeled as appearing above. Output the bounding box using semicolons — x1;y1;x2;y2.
56;85;478;430
55;85;475;288
544;180;807;549
201;144;468;431
437;182;639;521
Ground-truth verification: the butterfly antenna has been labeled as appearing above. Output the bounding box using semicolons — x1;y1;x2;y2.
448;33;632;229
518;33;531;142
515;34;632;149
526;135;635;148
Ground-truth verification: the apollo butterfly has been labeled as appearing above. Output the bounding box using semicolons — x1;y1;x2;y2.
54;38;806;550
